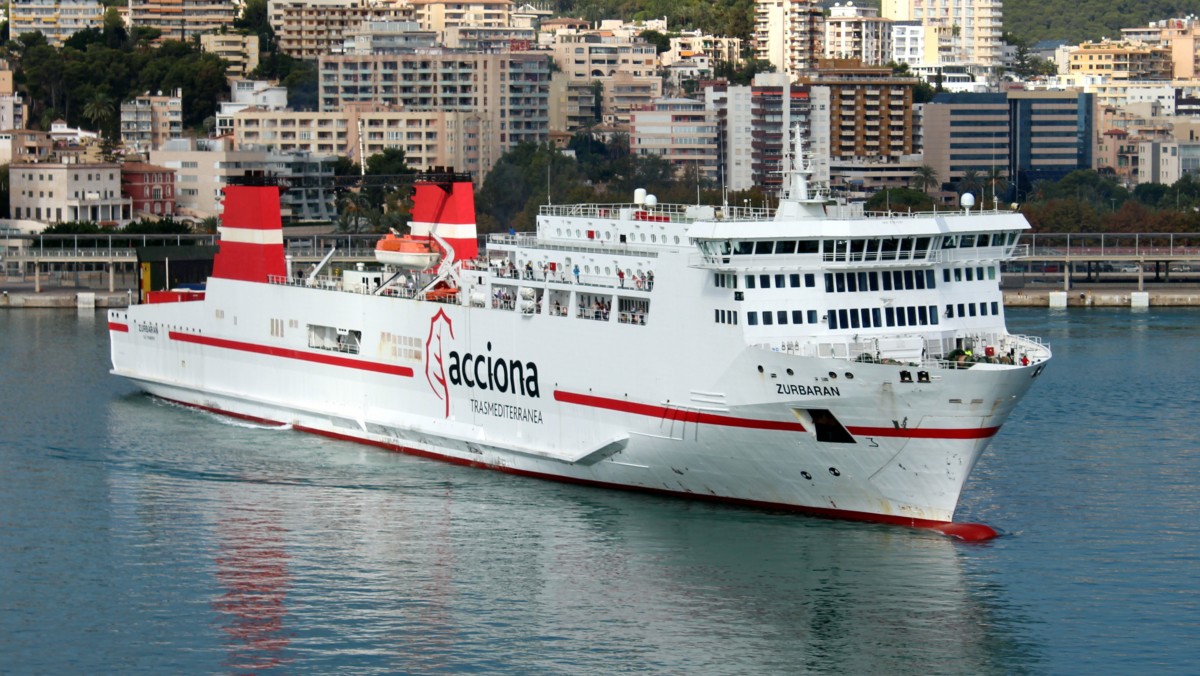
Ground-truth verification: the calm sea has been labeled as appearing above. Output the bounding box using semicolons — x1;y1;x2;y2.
1;308;1197;674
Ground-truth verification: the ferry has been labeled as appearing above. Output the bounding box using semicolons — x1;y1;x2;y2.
108;137;1049;541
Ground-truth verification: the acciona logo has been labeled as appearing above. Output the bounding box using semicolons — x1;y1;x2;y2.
425;309;542;419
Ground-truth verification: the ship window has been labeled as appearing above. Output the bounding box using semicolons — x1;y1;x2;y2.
991;301;999;315
977;266;985;280
968;304;977;317
926;270;937;288
868;272;879;291
748;311;758;325
988;266;996;280
913;270;925;289
980;303;988;316
954;268;963;282
849;309;860;329
904;270;915;289
946;304;954;318
828;312;837;329
776;240;797;254
762;311;773;325
885;307;896;326
965;267;974;281
857;272;868;291
845;273;857;292
942;235;957;249
803;409;857;443
907;306;918;325
745;275;756;289
775;274;785;288
755;241;773;254
808;310;818;323
914;237;931;257
958;303;966;317
715;309;721;323
899;238;915;259
838;309;849;328
895;307;906;326
929;305;939;325
805;273;815;287
777;310;787;324
790;273;801;287
798;241;819;254
918;306;929;324
735;241;754;255
864;239;880;260
733;311;738;325
881;272;893;291
792;310;804;324
960;234;976;248
824;273;834;292
893;270;904;289
943;269;951;283
308;324;361;355
835;274;845;293
872;308;882;327
760;274;771;288
850;239;866;261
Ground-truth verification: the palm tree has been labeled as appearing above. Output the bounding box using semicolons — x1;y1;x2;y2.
911;165;939;195
337;191;371;233
985;166;1009;207
956;169;983;198
82;93;115;138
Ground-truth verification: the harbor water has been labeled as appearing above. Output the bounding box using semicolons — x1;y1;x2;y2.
1;308;1197;673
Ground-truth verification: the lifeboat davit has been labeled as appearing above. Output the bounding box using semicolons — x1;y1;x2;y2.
375;229;441;270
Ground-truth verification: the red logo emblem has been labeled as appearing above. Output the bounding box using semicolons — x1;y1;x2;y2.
425;309;455;417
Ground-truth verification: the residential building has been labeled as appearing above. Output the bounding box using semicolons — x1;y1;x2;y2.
342;20;438;54
799;60;916;162
1155;140;1200;185
120;90;184;152
548;75;599;133
200;32;261;76
270;0;414;60
10;161;132;226
216;79;289;136
131;0;236;41
662;31;744;69
824;2;891;66
0;129;53;164
550;33;661;127
232;105;486;177
880;0;1002;71
409;0;511;45
630;98;718;181
704;82;753;190
889;21;933;68
744;73;825;192
120;163;177;218
1067;40;1172;82
10;0;104;47
754;0;824;76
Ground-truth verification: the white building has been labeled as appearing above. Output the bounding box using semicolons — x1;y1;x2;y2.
10;161;133;226
824;2;891;66
881;0;1003;71
754;0;825;76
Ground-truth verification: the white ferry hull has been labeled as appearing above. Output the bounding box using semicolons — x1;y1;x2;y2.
110;278;1037;530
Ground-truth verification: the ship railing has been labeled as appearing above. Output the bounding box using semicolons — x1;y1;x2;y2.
487;234;660;259
486;265;654;292
862;205;1013;219
760;331;1050;369
266;273;408;297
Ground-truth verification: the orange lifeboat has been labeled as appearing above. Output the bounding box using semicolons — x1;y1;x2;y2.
375;230;441;270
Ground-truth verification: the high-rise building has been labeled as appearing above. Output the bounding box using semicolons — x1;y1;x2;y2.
799;60;916;162
270;0;414;60
754;0;824;77
824;2;891;66
10;0;104;47
881;0;1002;70
130;0;237;41
120;90;184;153
630;98;718;181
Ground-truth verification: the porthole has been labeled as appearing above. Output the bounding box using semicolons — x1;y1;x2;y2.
786;368;794;376
604;266;611;275
828;371;838;379
757;365;764;373
828;467;841;477
845;372;854;380
674;236;680;244
651;234;657;243
801;471;812;480
556;228;562;236
640;233;646;242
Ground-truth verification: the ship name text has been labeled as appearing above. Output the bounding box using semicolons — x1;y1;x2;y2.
777;383;840;397
470;398;544;424
138;324;159;334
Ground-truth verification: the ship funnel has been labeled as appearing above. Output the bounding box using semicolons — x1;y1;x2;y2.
410;175;478;260
211;177;287;284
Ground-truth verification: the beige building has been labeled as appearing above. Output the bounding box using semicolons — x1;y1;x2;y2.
824;2;891;66
232;105;486;177
10;0;104;47
409;0;511;44
550;33;661;128
10;161;133;226
630;98;718;181
200;32;261;76
120;90;184;152
270;0;414;59
1068;40;1172;82
754;0;824;76
130;0;236;41
799;60;916;161
0;130;53;164
881;0;1002;70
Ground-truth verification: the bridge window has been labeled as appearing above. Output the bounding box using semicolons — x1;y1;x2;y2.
776;240;797;254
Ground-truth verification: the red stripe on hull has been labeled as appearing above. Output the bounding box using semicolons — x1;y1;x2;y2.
846;425;1001;440
554;390;807;431
168;331;414;377
153;396;996;539
109;322;129;332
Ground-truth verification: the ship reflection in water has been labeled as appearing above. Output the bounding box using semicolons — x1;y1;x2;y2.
212;504;292;672
173;428;1032;673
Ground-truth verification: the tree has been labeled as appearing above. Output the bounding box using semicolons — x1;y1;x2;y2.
639;30;671;54
956;169;984;197
82;92;116;138
911;165;939;194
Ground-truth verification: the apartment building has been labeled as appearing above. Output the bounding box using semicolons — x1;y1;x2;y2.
232;105;484;177
630;98;718;181
120;163;177;218
317;50;549;153
548;75;598;133
824;2;891;66
754;0;824;76
130;0;236;41
200;32;261;76
550;33;661;127
799;60;916;162
1068;40;1172;82
120;90;184;152
0;130;53;164
10;161;133;226
9;0;104;47
270;0;414;60
881;0;1002;70
409;0;511;42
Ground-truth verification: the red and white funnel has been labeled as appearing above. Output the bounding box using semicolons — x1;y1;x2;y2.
409;177;478;261
211;180;287;284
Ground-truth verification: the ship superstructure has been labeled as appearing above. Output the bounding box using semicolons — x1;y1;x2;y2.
109;142;1049;540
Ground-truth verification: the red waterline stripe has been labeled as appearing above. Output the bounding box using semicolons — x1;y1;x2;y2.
155;395;993;539
846;425;1001;440
168;331;414;377
553;390;807;432
109;322;129;332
